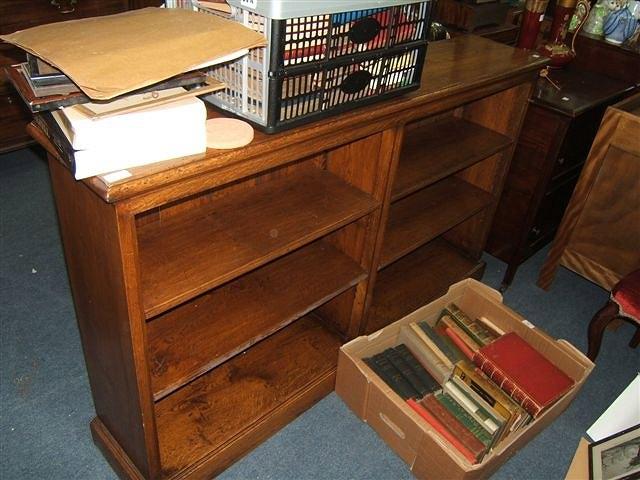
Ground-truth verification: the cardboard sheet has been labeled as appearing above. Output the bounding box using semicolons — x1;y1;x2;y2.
0;7;265;100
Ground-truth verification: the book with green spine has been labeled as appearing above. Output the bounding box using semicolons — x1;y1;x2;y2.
435;391;494;451
384;347;433;397
441;303;499;346
393;343;440;394
418;320;463;364
443;379;502;435
364;352;419;400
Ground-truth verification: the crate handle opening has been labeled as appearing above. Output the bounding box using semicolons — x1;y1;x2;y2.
348;17;382;44
340;70;373;95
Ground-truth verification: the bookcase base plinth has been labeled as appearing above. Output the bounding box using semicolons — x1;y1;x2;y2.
91;370;336;480
91;418;146;480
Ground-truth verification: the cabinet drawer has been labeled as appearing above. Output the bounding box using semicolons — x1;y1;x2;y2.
1;1;131;34
527;175;579;249
0;90;32;153
551;106;608;181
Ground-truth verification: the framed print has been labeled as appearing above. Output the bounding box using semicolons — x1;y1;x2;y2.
589;424;640;480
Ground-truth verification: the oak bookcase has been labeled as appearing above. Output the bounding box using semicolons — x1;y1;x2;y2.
30;36;545;479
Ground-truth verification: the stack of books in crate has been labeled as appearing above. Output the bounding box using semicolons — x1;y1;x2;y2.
363;303;575;465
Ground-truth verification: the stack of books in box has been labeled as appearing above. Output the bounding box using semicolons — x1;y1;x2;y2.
362;302;575;465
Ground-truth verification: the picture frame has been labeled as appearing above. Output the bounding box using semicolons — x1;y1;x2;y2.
589;424;640;480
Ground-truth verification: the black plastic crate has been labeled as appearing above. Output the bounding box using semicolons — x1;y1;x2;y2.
200;1;431;133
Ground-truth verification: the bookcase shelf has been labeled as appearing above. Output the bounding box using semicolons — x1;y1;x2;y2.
364;83;531;334
368;238;485;334
137;168;378;319
379;176;493;270
391;117;512;202
155;314;341;477
147;240;366;400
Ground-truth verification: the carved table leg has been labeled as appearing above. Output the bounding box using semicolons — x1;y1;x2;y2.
629;326;640;349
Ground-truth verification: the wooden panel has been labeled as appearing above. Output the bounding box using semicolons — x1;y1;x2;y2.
445;82;533;258
0;0;161;34
320;130;403;338
155;316;341;478
573;33;640;85
47;158;159;478
147;240;365;400
539;94;640;290
138;168;379;318
366;238;484;334
380;176;493;269
393;116;512;201
565;146;640;283
485;104;570;262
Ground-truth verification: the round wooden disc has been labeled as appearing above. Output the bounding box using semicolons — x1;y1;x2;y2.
206;118;254;149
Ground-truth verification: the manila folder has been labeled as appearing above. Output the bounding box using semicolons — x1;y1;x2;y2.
0;7;266;101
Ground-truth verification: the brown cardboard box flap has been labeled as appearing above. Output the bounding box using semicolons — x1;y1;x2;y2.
0;7;266;100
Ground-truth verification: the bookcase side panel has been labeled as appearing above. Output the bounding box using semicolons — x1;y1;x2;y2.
445;81;535;258
48;159;160;479
321;129;404;338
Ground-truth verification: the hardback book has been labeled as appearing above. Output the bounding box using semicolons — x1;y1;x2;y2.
453;360;529;436
443;379;503;436
418;321;463;364
363;351;420;400
393;344;441;395
398;325;452;385
476;315;506;337
406;398;478;464
384;347;435;398
441;303;499;346
447;375;510;445
410;322;455;369
438;316;479;360
472;332;575;418
420;393;487;463
435;391;495;455
45;97;207;179
55;87;206;150
31;112;76;173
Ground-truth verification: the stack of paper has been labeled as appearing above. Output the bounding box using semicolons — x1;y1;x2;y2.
51;87;207;179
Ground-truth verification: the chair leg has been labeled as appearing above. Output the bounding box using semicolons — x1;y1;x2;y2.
629;325;640;349
587;300;619;361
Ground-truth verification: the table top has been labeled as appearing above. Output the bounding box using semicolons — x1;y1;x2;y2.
532;65;637;118
32;35;547;204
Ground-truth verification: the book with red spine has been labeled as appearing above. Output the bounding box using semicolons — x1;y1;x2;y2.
406;398;478;464
472;332;574;417
443;325;476;360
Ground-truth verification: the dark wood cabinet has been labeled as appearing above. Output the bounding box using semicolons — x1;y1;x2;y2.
0;0;162;154
486;67;636;289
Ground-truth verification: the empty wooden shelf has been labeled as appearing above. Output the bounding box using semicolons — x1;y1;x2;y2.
138;168;378;318
30;36;545;479
368;238;484;334
147;240;365;400
380;176;493;269
392;117;512;202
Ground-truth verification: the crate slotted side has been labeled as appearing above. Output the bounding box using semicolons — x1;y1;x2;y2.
202;2;431;132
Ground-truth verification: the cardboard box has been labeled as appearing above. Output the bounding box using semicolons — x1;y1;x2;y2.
564;438;589;480
336;279;594;480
